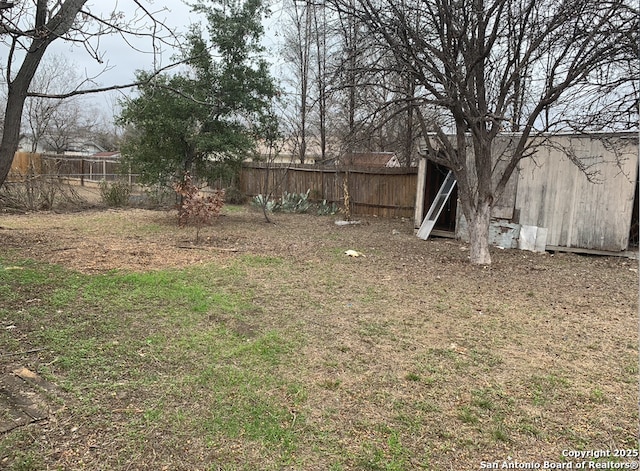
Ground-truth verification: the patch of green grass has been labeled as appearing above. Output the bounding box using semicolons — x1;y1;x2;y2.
404;372;420;382
491;424;510;443
223;204;246;213
358;320;391;339
353;431;413;471
386;432;412;470
5;452;41;471
225;331;293;369
457;406;479;424
416;399;441;413
76;266;253;322
622;358;638;384
0;257;303;469
0;431;44;471
194;362;297;444
529;373;570;406
360;286;384;304
589;388;606;404
238;254;283;267
454;387;515;444
472;389;496;411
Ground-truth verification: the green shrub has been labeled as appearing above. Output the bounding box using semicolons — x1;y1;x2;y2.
317;199;338;215
279;190;311;213
252;190;311;214
99;180;131;207
224;186;246;205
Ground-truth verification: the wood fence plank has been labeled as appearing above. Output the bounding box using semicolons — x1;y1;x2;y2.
241;163;418;218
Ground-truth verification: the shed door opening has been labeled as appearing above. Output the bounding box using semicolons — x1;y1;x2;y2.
629;178;639;248
423;160;457;233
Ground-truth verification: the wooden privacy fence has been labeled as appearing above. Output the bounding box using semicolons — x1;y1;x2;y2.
240;163;418;218
9;152;136;184
10;154;418;218
9;152;42;180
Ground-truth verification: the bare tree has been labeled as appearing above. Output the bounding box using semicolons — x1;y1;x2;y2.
280;0;335;164
281;0;314;163
348;65;426;162
311;0;330;163
329;0;363;161
21;54;92;152
0;0;179;187
329;0;638;264
40;102;99;154
90;91;125;152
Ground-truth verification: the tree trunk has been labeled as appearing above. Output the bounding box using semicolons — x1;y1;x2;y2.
467;199;492;265
298;0;310;165
402;75;415;167
0;0;87;187
0;90;28;183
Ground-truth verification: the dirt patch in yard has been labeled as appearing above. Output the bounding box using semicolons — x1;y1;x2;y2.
0;206;637;470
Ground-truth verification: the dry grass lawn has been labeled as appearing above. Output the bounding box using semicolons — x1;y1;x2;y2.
0;206;637;470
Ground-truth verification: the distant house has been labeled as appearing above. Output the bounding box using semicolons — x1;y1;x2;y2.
253;137;319;165
60;141;105;156
91;151;121;160
343;152;401;168
17;135;48;153
253;137;407;167
248;152;316;165
415;132;639;256
17;134;107;156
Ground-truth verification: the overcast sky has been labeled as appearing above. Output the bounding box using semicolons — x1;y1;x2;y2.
46;1;284;113
47;3;185;85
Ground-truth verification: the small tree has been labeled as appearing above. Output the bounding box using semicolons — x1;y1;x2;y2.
119;0;278;189
252;105;286;223
174;172;225;243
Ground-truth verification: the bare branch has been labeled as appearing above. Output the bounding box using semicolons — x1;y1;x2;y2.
0;0;193;188
25;56;194;100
